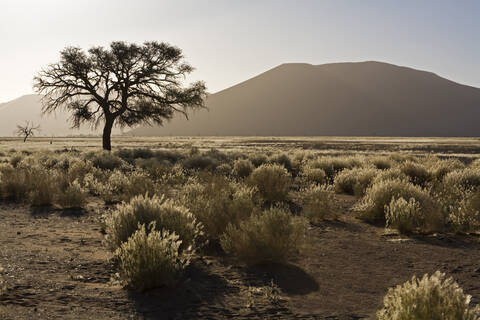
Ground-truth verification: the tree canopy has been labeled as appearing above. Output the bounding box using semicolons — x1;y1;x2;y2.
34;41;207;150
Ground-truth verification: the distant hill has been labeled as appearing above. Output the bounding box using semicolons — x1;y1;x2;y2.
130;61;480;137
0;94;120;137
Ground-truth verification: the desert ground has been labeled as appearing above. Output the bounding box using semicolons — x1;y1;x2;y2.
0;136;479;319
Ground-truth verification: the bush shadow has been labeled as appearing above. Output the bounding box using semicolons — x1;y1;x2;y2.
126;261;233;319
244;263;319;295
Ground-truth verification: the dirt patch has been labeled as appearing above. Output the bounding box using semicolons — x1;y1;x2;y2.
1;196;479;319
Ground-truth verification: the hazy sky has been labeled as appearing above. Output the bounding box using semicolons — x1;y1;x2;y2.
1;0;479;102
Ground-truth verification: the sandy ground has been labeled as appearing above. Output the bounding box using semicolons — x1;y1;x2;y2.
0;195;479;319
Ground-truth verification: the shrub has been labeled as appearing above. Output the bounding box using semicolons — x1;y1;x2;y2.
269;153;293;172
116;224;191;291
443;168;480;192
220;207;309;265
94;170;158;204
233;159;254;179
215;163;233;176
400;161;431;187
334;167;378;196
28;169;59;207
249;154;268;167
377;271;480;320
447;191;480;234
301;167;327;185
85;151;124;170
370;156;392;170
58;180;88;209
0;166;30;200
105;194;202;252
181;176;257;242
373;168;409;184
385;197;422;234
9;154;23;168
181;155;218;171
429;158;465;182
355;179;434;224
248;164;291;203
309;156;363;181
300;184;337;221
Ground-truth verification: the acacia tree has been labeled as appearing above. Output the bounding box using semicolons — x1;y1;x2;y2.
16;121;40;142
34;41;207;150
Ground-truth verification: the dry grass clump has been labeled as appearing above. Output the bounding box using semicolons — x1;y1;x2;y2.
115;224;192;291
300;184;337;221
429;158;465;182
232;158;254;179
369;156;393;170
28;168;59;206
268;153;293;172
443;168;480;192
248;154;268;167
385;197;423;234
377;270;480;320
181;154;219;171
334;167;378;196
91;170;158;204
399;161;431;187
85;151;125;170
220;207;309;265
181;175;257;242
446;191;480;234
58;180;88;209
248;164;291;203
308;156;364;181
372;168;409;184
301;167;327;185
0;165;30;200
104;194;203;252
355;179;435;225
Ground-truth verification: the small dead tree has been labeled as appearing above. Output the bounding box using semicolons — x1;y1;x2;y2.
16;121;40;142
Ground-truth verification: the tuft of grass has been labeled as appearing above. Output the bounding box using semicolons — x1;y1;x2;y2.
105;194;203;252
220;207;309;265
300;184;337;221
248;164;291;203
233;158;254;179
58;180;88;209
116;224;192;291
334;167;378;196
377;271;480;320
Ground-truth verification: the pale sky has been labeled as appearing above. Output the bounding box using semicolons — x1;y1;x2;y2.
1;0;479;103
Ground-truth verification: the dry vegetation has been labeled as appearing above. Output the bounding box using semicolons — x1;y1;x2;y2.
1;137;480;318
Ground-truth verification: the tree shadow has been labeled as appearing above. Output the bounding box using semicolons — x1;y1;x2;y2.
244;263;319;295
126;261;233;319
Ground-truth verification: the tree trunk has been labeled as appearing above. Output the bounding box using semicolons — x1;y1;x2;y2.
102;117;115;151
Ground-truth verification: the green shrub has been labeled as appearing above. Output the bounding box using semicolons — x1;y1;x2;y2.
355;179;435;224
248;164;291;203
105;194;203;251
233;159;254;179
377;271;480;320
181;176;257;242
300;184;337;221
334;167;378;196
220;207;309;265
58;180;88;209
116;224;191;291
